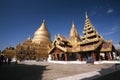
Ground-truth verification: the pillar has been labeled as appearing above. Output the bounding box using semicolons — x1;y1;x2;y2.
98;53;102;61
51;54;53;60
111;52;114;60
52;54;55;60
78;53;82;61
55;54;57;60
59;54;62;61
65;53;68;61
91;52;96;61
106;52;111;60
104;53;107;60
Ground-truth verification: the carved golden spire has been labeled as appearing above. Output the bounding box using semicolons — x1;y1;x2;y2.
32;20;51;44
70;21;80;42
72;21;75;28
82;12;103;43
84;12;96;33
85;11;88;19
70;21;77;37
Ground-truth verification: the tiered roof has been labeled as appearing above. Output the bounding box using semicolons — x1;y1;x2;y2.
79;12;104;51
81;12;103;44
48;13;116;53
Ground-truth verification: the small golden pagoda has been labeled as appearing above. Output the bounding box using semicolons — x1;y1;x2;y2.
16;20;52;60
48;13;116;61
2;46;16;58
69;21;81;47
16;37;36;60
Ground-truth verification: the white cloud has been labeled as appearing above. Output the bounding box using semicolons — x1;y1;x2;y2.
103;27;118;36
114;44;120;49
103;31;114;36
107;9;114;14
90;6;97;16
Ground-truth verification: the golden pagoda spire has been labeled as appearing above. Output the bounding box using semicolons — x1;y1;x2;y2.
43;19;45;23
70;21;80;42
84;12;95;30
72;21;75;28
85;11;88;19
70;21;77;37
82;12;103;43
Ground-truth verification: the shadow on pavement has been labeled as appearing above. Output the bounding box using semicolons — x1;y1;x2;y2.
0;63;49;80
81;64;120;80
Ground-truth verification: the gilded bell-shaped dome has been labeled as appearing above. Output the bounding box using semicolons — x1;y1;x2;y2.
32;20;51;44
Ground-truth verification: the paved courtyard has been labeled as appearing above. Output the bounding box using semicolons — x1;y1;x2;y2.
0;61;119;80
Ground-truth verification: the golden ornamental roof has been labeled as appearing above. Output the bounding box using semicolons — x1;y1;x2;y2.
70;22;79;38
81;12;104;45
32;20;51;44
100;40;115;52
69;21;81;42
80;40;102;51
48;12;115;53
84;12;95;32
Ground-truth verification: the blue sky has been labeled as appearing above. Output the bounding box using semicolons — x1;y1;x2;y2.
0;0;120;50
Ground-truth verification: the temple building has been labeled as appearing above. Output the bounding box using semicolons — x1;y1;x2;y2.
15;13;117;61
16;20;52;60
48;13;116;61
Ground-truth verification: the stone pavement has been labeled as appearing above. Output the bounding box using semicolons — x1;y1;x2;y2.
56;64;120;80
19;60;120;80
56;70;101;80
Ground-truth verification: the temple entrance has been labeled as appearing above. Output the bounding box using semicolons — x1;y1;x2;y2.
81;52;96;61
82;52;91;61
68;53;77;61
83;52;95;63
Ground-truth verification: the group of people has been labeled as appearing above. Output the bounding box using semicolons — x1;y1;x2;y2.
0;55;12;64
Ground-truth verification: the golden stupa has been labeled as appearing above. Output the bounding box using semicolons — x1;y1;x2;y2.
32;20;51;44
16;20;52;60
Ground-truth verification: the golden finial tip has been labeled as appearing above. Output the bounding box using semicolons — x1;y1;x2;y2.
72;20;75;28
43;19;45;23
85;11;88;18
72;20;74;24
